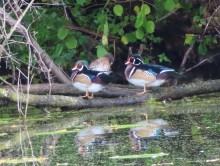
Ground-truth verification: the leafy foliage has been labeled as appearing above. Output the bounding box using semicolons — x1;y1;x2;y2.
13;0;219;73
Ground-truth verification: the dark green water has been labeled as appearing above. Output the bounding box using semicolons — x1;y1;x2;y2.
1;93;220;165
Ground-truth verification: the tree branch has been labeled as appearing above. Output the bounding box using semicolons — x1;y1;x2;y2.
1;80;220;109
0;8;71;84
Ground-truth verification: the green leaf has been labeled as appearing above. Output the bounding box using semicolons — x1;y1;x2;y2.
198;43;207;56
65;36;77;49
76;0;87;5
141;4;151;15
126;32;137;43
193;16;200;22
121;36;128;45
55;44;63;56
113;5;123;16
135;28;144;40
102;35;108;46
158;53;171;63
57;28;69;40
129;15;136;21
103;21;109;36
98;13;107;25
144;21;155;33
165;0;175;11
102;21;109;46
135;10;145;28
133;6;140;15
97;44;108;57
211;37;218;44
184;34;196;45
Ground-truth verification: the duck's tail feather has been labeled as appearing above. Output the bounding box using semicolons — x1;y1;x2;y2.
98;73;117;84
157;71;185;80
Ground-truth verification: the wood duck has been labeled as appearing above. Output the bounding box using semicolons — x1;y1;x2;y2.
71;60;112;99
125;55;182;93
75;126;105;157
129;119;172;151
89;53;114;74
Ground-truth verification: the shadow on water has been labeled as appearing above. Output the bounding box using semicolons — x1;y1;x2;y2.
1;93;220;165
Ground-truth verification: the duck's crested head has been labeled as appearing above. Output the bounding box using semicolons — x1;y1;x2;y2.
125;55;143;65
72;60;88;71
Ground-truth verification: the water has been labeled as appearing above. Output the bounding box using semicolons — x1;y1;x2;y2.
0;93;220;165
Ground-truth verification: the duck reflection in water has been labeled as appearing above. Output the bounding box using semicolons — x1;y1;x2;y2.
129;117;178;151
75;123;113;157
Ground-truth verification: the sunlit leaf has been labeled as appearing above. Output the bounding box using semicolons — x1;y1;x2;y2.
133;6;140;15
165;0;175;11
135;10;145;28
57;28;69;40
198;43;207;56
103;21;109;36
135;28;144;40
141;4;151;15
121;36;129;44
97;44;108;57
144;21;155;33
102;21;109;46
102;35;108;46
65;36;77;49
55;44;63;55
113;4;123;16
126;32;137;43
184;34;196;45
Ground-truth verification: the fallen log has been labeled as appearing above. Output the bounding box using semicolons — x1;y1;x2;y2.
0;79;220;109
4;83;140;97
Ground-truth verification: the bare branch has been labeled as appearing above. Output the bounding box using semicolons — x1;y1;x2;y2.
0;76;16;91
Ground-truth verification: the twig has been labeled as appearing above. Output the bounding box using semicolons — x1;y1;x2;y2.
113;40;116;63
19;126;27;166
24;45;33;117
203;5;220;36
138;44;144;55
24;124;37;166
17;71;25;117
180;44;194;71
215;27;220;35
0;0;35;58
184;53;220;73
0;76;16;91
184;59;210;73
155;9;179;23
61;0;68;19
128;46;133;58
64;24;117;42
7;0;34;39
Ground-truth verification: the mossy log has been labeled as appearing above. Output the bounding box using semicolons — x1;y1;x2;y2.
1;79;220;109
3;83;139;97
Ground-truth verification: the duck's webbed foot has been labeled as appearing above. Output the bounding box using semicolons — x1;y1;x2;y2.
81;90;90;99
137;85;147;95
87;93;94;99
